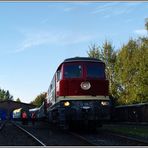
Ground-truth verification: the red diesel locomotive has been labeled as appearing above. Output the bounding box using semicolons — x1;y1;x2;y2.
45;57;111;129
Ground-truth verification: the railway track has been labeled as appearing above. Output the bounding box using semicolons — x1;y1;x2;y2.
0;121;45;146
1;120;147;146
30;121;148;146
0;121;6;131
11;121;93;146
12;121;46;146
68;128;148;146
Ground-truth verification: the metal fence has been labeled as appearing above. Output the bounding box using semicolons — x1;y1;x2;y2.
111;103;148;123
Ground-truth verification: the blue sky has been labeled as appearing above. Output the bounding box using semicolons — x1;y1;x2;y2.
0;2;148;103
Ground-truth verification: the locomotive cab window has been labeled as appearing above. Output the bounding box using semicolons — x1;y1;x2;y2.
64;64;82;78
50;84;53;91
86;63;105;79
57;69;62;82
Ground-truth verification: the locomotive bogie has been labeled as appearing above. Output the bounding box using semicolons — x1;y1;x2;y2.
46;99;111;129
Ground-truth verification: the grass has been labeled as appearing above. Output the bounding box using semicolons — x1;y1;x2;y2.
102;124;148;139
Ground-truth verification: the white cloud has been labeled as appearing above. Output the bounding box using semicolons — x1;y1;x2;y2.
63;7;75;12
15;30;93;53
15;31;50;52
91;2;119;14
134;29;147;36
91;2;142;17
63;3;92;12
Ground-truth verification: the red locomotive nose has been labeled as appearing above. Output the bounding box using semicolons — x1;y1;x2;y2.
57;79;109;96
56;60;109;97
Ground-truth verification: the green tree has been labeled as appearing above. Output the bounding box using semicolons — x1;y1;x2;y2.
115;38;148;104
134;37;148;103
30;92;47;107
87;41;117;103
0;89;5;100
100;41;117;97
0;88;13;101
87;19;148;105
87;43;100;59
16;98;21;102
5;90;13;100
115;39;138;104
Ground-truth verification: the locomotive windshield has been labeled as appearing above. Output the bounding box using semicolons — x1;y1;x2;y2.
86;63;105;79
64;64;82;78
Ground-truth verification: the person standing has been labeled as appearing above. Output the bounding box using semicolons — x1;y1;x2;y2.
31;112;36;126
22;111;27;125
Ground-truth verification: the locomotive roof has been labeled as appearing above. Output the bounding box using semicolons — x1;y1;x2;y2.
63;57;102;63
56;57;104;72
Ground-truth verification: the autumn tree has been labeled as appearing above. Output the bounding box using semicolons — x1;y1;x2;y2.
134;37;148;103
115;38;148;104
30;92;47;107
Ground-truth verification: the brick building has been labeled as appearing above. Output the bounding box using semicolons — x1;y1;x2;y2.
0;100;35;120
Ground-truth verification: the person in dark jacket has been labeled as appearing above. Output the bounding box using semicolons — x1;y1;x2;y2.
22;112;28;125
31;112;36;126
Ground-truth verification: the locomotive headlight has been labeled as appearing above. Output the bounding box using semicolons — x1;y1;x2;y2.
101;101;110;106
64;101;70;107
80;81;91;90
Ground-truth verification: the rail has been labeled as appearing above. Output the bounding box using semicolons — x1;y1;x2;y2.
11;121;46;146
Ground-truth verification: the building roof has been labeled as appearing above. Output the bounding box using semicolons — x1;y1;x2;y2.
0;100;35;107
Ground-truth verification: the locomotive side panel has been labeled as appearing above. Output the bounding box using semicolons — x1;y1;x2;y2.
46;75;56;110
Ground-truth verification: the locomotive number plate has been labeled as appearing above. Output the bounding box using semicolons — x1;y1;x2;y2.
82;106;90;109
